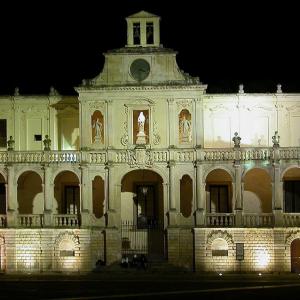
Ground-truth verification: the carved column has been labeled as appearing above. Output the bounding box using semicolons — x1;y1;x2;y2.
80;164;91;227
105;162;117;227
167;99;175;147
195;98;204;147
43;165;53;226
168;160;177;225
6;165;17;227
273;163;283;226
106;100;113;148
194;160;205;226
234;163;243;226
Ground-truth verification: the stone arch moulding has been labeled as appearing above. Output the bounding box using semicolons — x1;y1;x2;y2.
54;231;80;251
51;167;81;183
15;168;43;183
118;164;168;186
206;230;234;249
203;165;234;182
286;230;300;246
242;166;273;182
281;165;300;181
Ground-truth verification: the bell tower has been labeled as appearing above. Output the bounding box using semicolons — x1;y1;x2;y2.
126;10;161;47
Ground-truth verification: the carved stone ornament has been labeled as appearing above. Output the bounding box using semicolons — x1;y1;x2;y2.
121;106;129;146
153;121;161;145
127;148;152;168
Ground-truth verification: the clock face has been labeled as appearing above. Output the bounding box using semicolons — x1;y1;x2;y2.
130;59;150;82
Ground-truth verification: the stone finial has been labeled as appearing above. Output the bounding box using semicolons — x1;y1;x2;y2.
276;84;282;93
272;131;280;148
232;132;241;148
49;86;59;96
238;84;244;94
14;87;19;96
7;136;15;151
43;135;51;151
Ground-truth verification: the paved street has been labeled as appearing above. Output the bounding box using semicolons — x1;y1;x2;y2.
1;271;300;299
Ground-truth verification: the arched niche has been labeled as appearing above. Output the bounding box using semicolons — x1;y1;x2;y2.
180;175;193;218
179;109;192;144
92;176;105;218
282;167;300;213
91;110;104;144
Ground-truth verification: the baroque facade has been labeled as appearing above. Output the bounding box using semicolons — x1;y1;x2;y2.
1;11;300;273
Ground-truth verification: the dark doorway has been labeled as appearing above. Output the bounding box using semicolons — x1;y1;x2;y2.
63;186;80;214
291;239;300;273
209;185;229;213
0;183;5;214
284;181;300;212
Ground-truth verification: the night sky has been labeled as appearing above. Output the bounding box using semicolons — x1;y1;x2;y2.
0;0;299;95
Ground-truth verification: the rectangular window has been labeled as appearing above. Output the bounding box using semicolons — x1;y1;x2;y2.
146;22;154;44
34;134;42;141
0;119;7;147
133;22;140;45
60;250;75;257
236;243;244;260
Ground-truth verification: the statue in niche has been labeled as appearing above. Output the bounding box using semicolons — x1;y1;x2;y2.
179;110;192;143
136;111;147;145
138;112;145;133
91;111;104;144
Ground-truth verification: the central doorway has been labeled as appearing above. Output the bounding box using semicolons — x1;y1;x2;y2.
121;169;165;259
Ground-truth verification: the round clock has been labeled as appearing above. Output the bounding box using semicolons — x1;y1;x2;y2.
130;59;150;82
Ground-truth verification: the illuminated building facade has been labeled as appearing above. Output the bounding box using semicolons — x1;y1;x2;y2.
1;11;300;273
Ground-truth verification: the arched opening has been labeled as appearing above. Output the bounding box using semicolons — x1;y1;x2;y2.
206;169;233;213
283;168;300;212
291;239;300;273
17;171;43;214
180;175;193;218
121;169;164;259
0;173;6;216
54;171;80;214
243;168;272;213
92;176;105;218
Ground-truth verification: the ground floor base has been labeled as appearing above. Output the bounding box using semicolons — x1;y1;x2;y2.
0;227;300;273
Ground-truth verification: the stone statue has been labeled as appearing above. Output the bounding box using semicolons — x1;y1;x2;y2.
232;132;241;148
277;84;282;93
239;84;244;94
92;118;102;143
43;135;51;151
7;136;15;151
272;131;280;148
14;87;19;96
180;115;191;142
136;112;147;145
138;112;145;133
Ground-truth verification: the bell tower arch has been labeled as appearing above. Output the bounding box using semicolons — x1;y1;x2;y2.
126;10;161;47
